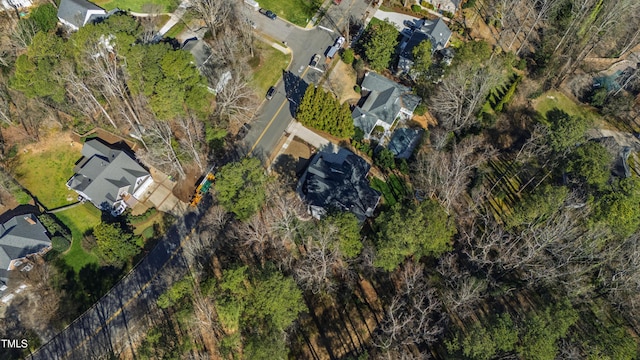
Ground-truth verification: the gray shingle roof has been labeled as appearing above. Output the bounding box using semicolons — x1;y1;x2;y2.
400;18;452;73
298;148;380;222
388;127;424;159
57;0;106;29
352;107;379;138
353;72;421;135
182;38;212;69
425;18;452;50
68;139;149;212
0;214;50;286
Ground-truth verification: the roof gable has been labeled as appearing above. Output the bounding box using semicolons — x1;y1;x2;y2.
355;72;421;131
68;139;149;209
182;38;212;69
0;214;50;275
298;148;380;222
388;127;424;159
57;0;106;29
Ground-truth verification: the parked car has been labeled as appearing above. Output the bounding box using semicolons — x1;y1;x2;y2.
266;86;276;100
403;19;417;29
334;36;345;47
310;54;321;68
259;8;277;19
236;123;251;140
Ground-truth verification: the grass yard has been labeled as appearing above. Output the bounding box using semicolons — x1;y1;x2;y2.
165;21;185;38
533;90;603;125
250;40;290;94
56;204;102;272
91;0;178;13
257;0;319;27
164;9;195;38
14;144;80;209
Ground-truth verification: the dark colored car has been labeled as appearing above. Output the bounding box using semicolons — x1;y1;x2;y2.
259;8;277;19
404;19;417;29
266;86;276;100
236;123;251;140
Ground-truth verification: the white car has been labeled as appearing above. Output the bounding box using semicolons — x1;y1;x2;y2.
310;54;321;68
334;36;345;47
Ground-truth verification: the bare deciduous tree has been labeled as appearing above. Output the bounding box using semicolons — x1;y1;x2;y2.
461;194;605;297
138;4;164;44
515;0;562;55
139;120;187;179
294;224;344;294
191;0;234;42
213;69;257;127
374;262;446;354
429;63;501;134
10;18;38;50
0;80;12;125
411;135;495;214
436;253;488;317
553;0;640;85
177;115;207;172
61;62;118;129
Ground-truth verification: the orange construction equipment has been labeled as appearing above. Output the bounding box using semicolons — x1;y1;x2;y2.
190;170;215;207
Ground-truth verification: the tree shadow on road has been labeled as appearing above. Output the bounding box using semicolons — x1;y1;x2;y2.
283;70;310;118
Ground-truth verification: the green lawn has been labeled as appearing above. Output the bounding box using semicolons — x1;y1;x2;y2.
56;204;102;272
165;21;185;38
250;40;290;94
533;90;602;124
14;145;80;209
257;0;318;27
91;0;178;13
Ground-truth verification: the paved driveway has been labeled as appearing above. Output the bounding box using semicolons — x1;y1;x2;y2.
134;167;189;216
373;9;420;31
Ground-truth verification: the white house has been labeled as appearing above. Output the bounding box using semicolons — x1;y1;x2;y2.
66;139;154;216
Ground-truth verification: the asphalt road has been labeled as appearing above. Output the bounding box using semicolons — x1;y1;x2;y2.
27;196;214;360
241;0;374;162
27;2;375;358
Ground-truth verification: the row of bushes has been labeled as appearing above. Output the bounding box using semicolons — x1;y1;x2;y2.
483;73;522;116
370;174;409;206
127;207;158;225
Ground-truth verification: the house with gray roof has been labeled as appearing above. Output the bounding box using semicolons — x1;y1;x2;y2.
66;139;153;216
182;37;212;70
297;148;380;222
57;0;108;30
398;17;452;75
352;72;421;142
388;127;424;159
0;214;50;290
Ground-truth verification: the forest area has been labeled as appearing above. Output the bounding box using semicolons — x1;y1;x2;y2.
1;0;640;359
